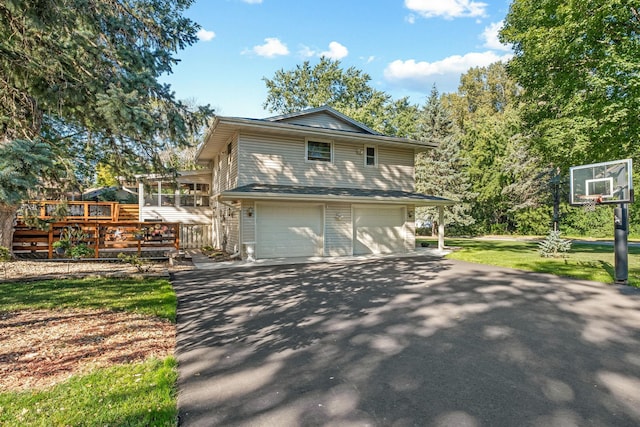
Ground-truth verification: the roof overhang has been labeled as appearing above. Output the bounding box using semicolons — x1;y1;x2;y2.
196;116;436;164
133;169;212;185
218;184;456;207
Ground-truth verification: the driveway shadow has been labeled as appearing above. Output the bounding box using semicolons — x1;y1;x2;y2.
173;256;640;426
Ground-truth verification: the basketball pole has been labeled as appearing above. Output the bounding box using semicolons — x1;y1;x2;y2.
614;203;629;284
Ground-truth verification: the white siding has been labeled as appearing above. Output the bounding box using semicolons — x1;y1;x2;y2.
211;134;240;252
141;207;212;224
238;134;414;191
212;134;239;196
226;210;239;254
211;200;240;253
241;200;256;245
276;112;364;133
325;204;352;256
405;206;416;251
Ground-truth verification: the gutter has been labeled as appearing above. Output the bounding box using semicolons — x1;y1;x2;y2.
219;191;456;207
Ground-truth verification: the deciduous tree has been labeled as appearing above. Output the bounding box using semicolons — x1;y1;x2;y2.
445;63;553;234
500;0;640;168
263;57;418;137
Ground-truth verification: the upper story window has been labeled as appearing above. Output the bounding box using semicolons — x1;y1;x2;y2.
365;145;377;167
306;139;332;162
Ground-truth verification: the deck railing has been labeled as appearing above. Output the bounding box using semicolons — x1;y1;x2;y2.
179;223;212;249
13;221;180;259
19;201;140;222
144;194;210;207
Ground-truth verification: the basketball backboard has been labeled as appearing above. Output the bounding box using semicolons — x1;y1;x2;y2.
570;159;633;205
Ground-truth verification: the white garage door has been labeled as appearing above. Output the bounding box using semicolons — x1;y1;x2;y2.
256;203;324;258
354;206;405;255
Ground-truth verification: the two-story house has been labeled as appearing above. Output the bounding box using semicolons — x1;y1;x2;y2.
195;106;453;260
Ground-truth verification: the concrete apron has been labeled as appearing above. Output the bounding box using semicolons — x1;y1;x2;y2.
188;247;451;270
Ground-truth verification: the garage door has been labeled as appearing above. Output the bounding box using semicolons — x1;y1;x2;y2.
354;206;405;255
256;203;324;258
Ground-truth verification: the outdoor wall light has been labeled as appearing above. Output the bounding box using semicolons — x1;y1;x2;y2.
335;213;344;221
247;207;254;217
357;148;364;155
407;210;414;220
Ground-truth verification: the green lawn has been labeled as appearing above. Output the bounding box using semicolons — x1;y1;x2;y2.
0;277;176;322
0;277;178;427
419;238;640;287
0;358;177;427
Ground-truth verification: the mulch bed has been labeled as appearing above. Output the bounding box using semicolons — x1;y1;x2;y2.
0;259;194;282
0;259;191;392
0;309;176;392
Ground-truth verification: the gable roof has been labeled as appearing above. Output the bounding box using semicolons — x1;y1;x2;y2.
196;107;435;163
265;106;381;135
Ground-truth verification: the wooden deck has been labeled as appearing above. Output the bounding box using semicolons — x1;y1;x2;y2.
14;201;179;259
13;221;179;259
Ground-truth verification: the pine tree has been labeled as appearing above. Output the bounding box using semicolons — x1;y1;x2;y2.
0;1;214;248
538;230;572;258
414;86;477;234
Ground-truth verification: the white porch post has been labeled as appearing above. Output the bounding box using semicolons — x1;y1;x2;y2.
438;206;445;251
138;182;144;221
157;181;162;207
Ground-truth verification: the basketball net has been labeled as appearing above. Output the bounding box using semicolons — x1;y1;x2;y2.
582;195;602;212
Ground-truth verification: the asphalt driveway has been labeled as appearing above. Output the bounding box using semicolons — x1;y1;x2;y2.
173;256;640;426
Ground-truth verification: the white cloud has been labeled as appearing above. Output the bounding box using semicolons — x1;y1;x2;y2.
320;41;348;60
384;51;513;91
241;0;263;3
298;45;316;58
249;37;289;57
196;28;216;42
298;42;348;60
481;21;511;51
405;0;487;19
405;14;416;24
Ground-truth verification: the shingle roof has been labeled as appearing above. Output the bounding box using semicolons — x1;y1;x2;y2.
264;105;382;135
220;183;455;206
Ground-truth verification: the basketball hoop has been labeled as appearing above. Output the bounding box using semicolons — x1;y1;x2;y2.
582;195;602;212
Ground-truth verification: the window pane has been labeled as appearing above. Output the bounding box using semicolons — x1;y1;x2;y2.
308;141;331;162
366;146;376;166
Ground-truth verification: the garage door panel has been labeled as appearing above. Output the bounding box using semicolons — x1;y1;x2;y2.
354;207;405;255
257;204;323;258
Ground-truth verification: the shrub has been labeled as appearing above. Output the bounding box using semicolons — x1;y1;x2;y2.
117;253;150;273
67;243;94;259
538;230;572;258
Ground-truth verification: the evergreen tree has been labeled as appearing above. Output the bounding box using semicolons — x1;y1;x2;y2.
444;63;555;234
0;1;213;248
414;86;476;234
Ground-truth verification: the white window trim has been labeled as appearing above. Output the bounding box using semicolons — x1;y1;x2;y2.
364;145;378;167
305;138;334;163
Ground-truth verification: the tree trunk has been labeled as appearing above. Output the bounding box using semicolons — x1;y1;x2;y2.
0;204;18;252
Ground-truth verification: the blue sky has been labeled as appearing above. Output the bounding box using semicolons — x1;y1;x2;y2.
162;0;514;118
